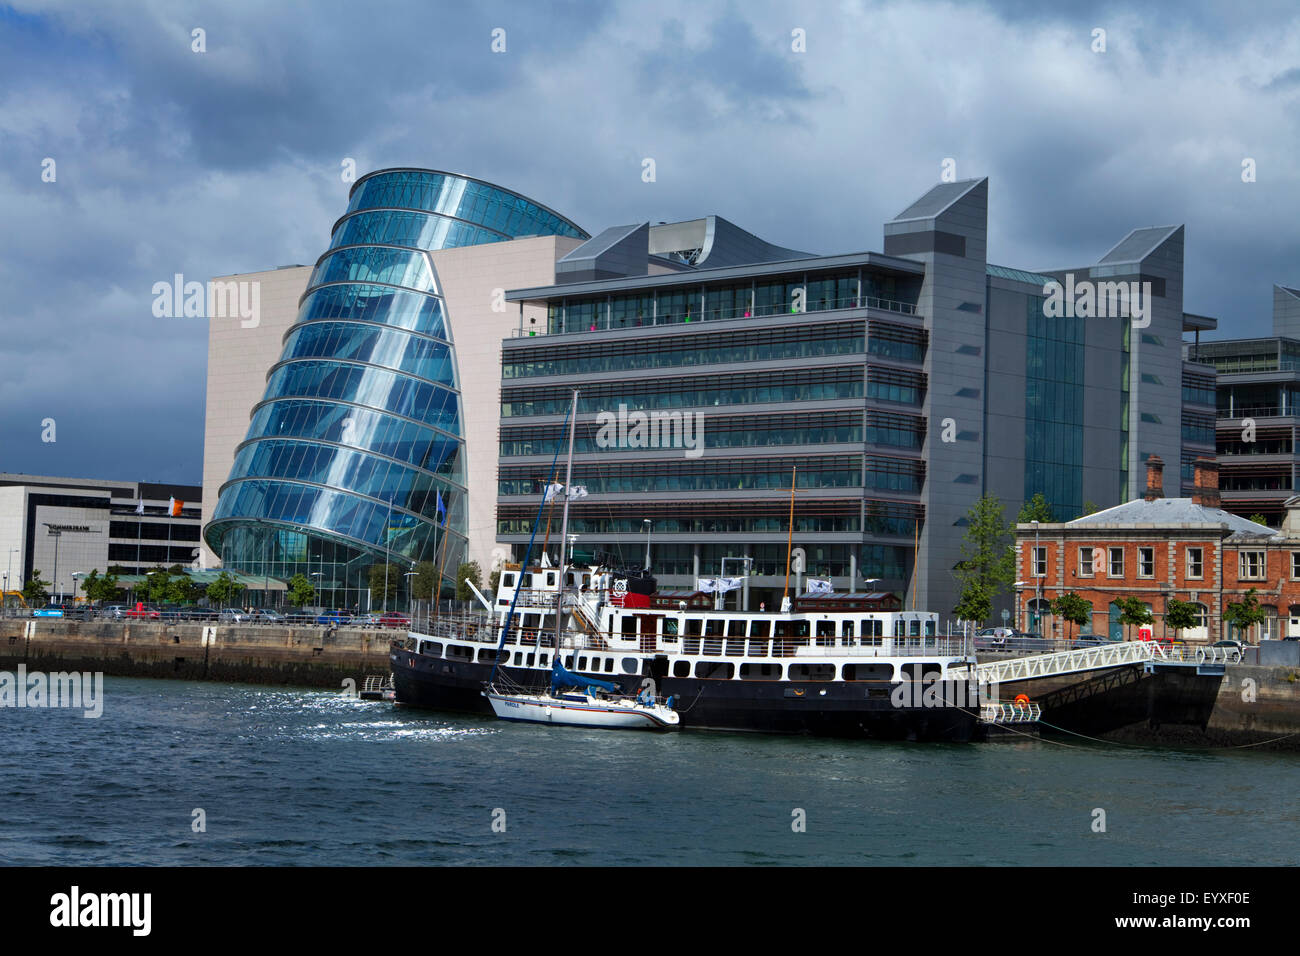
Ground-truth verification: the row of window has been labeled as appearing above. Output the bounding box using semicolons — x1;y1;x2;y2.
1029;544;1300;581
498;417;865;458
502;325;865;379
229;438;462;512
263;360;461;434
308;245;435;295
331;209;506;253
501;367;864;418
498;457;863;496
282;321;454;385
246;400;464;479
297;284;447;338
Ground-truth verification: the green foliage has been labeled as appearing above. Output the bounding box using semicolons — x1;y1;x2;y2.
1051;592;1092;639
456;561;482;601
1248;513;1269;526
952;495;1015;624
488;568;501;595
1223;588;1267;640
368;564;398;604
1078;500;1100;518
23;569;51;607
138;568;171;603
286;573;316;608
1017;493;1054;523
81;569;123;604
1115;596;1153;639
412;561;438;603
1165;598;1199;637
205;570;243;607
165;575;199;605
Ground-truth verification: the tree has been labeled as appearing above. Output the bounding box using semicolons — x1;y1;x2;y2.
1018;493;1053;523
1116;596;1153;641
165;574;199;605
1165;598;1199;642
488;568;501;595
287;573;316;608
1078;500;1100;518
411;561;438;606
456;561;482;601
368;563;398;605
1051;592;1092;641
206;570;243;608
23;569;51;607
952;495;1015;624
1223;588;1267;643
138;568;172;603
1248;514;1269;526
81;569;123;605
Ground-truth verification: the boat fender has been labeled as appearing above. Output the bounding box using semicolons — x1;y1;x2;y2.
665;696;676;710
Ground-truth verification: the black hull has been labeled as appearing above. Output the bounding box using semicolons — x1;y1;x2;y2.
390;649;979;743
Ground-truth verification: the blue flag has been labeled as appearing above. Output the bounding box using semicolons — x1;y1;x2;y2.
436;491;446;527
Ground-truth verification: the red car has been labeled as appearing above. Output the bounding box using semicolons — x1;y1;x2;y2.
124;603;160;620
377;612;410;628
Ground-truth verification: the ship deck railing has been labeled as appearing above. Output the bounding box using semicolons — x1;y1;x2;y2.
980;701;1042;724
405;615;970;660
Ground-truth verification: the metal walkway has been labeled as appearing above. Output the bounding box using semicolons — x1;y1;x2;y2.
977;640;1242;685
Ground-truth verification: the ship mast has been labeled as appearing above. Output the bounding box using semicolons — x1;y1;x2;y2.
781;465;797;613
553;388;579;661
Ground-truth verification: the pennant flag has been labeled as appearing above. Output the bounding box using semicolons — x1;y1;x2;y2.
169;497;184;517
135;499;145;515
806;579;834;595
436;491;446;527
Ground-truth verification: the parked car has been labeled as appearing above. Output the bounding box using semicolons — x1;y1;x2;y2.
253;609;285;624
377;612;411;628
101;604;130;620
219;608;254;623
315;610;353;626
283;611;316;625
974;626;1013;649
183;607;220;621
125;604;161;620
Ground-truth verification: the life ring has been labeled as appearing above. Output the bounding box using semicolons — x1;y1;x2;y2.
1014;694;1030;706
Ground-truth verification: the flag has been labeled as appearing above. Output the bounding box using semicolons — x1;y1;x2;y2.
169;497;184;517
698;577;742;594
567;485;588;499
806;579;833;595
544;483;564;502
545;483;588;502
698;578;717;593
135;499;144;515
436;491;446;527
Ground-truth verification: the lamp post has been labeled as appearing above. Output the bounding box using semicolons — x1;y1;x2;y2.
309;571;322;615
404;570;417;619
45;525;61;605
71;572;84;607
1013;581;1028;632
642;519;652;571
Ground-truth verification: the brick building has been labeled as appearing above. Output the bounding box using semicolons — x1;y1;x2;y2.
1014;457;1300;643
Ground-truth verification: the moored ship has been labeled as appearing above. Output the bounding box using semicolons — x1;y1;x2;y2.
389;565;980;742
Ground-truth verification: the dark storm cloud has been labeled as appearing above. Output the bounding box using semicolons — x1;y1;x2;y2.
0;0;1298;486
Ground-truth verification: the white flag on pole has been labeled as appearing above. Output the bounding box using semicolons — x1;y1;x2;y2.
567;485;588;499
806;578;833;595
544;483;564;502
135;499;145;515
697;578;717;593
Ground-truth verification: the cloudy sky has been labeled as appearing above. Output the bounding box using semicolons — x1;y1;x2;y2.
1;0;1298;486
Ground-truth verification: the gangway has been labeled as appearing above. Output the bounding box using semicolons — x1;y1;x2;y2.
977;640;1161;685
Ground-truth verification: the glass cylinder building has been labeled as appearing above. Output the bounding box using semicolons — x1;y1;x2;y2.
204;169;587;610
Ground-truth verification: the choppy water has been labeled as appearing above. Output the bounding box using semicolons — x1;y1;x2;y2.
1;676;1296;865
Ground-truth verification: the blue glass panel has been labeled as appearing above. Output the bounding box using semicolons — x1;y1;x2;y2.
308;246;434;293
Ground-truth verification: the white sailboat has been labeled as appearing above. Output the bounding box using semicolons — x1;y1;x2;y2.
482;387;681;731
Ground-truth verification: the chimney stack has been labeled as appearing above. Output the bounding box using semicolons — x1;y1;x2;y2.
1144;455;1164;501
1191;457;1220;508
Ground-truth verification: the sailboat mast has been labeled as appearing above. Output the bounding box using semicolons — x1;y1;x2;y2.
553;388;580;660
782;465;797;609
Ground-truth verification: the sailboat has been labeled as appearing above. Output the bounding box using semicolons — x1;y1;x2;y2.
482;387;681;731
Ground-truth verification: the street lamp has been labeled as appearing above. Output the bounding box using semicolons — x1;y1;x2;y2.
44;525;61;605
404;570;417;618
1013;581;1028;632
642;519;652;571
71;572;84;607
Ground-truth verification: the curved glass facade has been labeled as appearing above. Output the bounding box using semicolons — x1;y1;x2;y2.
205;169;585;609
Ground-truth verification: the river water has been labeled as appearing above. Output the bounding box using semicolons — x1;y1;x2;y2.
1;676;1295;866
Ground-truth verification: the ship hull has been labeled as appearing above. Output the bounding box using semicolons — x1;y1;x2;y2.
390;649;978;742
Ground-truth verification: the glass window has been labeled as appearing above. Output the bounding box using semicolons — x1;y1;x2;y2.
1078;547;1094;576
1187;548;1204;579
1033;546;1047;577
1109;547;1124;577
1139;547;1155;578
1239;551;1265;579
